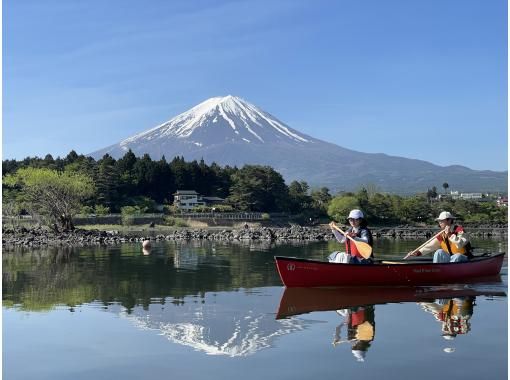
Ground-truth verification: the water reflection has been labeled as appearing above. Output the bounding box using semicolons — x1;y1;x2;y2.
277;283;506;362
3;241;507;365
333;305;375;362
119;290;307;357
111;282;505;359
420;296;474;353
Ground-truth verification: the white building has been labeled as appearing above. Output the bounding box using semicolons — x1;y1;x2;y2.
173;190;205;211
460;193;483;200
173;190;225;211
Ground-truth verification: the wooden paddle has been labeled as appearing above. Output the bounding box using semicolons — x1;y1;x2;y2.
330;223;373;259
403;228;448;259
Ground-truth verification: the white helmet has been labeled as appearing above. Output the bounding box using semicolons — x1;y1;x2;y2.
435;211;455;221
348;209;364;219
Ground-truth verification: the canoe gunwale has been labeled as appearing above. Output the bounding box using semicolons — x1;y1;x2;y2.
274;252;506;287
275;252;506;267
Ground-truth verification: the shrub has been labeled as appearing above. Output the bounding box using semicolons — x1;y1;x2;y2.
192;205;211;213
80;206;94;215
174;218;188;227
94;205;110;215
125;196;154;213
213;204;234;212
164;216;176;226
327;196;359;222
121;205;144;226
163;204;178;214
164;216;188;227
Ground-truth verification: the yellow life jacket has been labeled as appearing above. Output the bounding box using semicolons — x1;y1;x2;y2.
438;225;467;255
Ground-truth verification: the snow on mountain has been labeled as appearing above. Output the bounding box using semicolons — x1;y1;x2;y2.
119;95;310;150
90;95;507;193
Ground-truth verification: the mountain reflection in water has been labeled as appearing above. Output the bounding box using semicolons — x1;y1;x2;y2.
106;281;507;359
2;240;507;368
120;289;308;357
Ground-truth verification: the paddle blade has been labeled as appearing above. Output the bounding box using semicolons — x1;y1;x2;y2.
355;241;373;259
330;224;372;259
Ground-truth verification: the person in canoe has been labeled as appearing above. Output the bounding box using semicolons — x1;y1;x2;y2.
328;209;374;264
406;211;472;263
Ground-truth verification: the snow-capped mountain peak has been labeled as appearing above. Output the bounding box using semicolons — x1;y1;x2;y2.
90;95;507;193
119;95;310;148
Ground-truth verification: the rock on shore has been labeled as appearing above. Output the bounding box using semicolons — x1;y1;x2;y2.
2;225;507;249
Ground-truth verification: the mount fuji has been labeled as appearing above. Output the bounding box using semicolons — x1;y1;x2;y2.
90;95;507;193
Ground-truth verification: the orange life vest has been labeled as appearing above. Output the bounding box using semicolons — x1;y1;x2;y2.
345;227;373;258
437;225;467;255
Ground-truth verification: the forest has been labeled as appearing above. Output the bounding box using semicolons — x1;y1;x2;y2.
3;150;507;230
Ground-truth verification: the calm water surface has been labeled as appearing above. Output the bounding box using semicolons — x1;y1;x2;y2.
3;239;508;380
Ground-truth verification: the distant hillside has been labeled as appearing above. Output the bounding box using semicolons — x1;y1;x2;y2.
90;95;507;193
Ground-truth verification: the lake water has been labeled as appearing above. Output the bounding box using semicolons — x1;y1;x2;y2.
3;239;508;380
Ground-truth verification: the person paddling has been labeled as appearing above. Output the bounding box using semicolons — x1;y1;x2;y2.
406;211;471;263
329;209;374;264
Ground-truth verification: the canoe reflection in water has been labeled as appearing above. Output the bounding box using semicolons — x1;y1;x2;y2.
276;282;505;361
332;305;375;362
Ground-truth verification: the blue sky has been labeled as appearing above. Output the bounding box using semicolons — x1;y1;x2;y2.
3;0;507;171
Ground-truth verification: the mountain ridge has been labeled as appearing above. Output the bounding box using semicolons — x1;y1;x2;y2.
90;96;507;193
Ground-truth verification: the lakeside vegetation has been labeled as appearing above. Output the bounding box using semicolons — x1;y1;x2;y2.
3;150;507;231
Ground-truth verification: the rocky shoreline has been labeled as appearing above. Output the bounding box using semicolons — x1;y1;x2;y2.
2;224;507;250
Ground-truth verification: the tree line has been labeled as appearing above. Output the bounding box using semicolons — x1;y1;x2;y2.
327;188;507;225
3;150;507;230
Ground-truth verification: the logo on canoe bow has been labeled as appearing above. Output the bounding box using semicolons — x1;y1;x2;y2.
286;263;296;271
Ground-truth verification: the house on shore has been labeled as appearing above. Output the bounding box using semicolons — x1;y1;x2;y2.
173;190;225;211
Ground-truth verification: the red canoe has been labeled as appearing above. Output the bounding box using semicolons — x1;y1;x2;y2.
274;253;506;287
276;283;506;319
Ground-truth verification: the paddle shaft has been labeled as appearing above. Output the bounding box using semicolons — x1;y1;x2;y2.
331;224;372;259
403;229;446;259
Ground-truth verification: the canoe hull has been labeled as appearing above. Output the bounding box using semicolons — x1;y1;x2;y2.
274;253;506;287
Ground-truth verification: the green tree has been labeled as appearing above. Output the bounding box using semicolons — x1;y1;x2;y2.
228;165;289;212
310;187;332;214
442;182;449;195
327;195;359;222
368;193;396;222
120;205;146;225
356;187;370;215
426;187;438;203
96;155;120;210
94;205;110;215
398;195;432;223
4;167;95;230
288;180;311;213
170;156;192;190
115;149;138;199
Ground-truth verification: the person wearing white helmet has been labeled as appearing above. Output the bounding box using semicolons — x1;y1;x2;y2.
328;209;374;264
407;211;472;263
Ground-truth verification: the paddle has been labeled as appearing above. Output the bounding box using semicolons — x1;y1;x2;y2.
330;222;373;259
403;228;448;259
